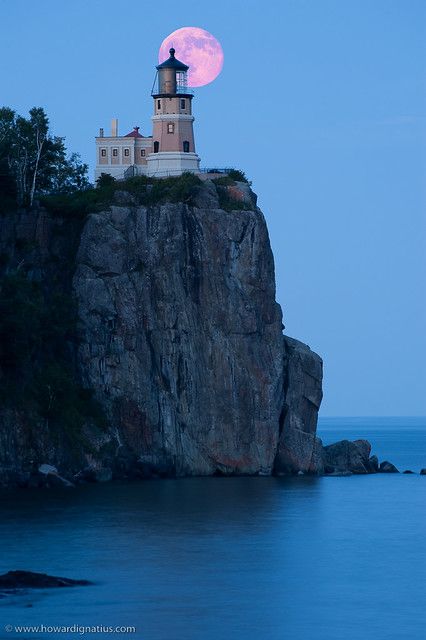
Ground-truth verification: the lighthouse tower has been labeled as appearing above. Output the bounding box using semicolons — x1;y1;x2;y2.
146;48;200;177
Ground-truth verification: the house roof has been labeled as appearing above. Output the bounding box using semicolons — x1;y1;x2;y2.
125;127;143;138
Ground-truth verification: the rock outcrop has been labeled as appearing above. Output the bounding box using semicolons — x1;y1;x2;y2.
379;461;400;473
0;179;323;484
73;181;322;477
323;439;375;475
274;337;323;475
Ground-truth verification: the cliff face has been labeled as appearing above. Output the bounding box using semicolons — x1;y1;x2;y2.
275;337;324;475
0;180;323;484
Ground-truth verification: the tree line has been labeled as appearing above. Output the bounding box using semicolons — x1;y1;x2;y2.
0;106;90;209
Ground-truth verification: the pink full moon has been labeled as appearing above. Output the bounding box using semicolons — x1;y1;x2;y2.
158;27;224;88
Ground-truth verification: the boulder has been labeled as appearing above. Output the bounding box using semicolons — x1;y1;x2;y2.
323;439;373;474
420;469;426;475
369;455;379;472
379;461;400;473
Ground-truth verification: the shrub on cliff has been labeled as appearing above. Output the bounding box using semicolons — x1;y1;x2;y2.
41;172;203;218
226;169;251;184
40;188;110;219
120;172;202;205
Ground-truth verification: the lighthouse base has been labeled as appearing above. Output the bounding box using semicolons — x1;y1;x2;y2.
146;152;200;178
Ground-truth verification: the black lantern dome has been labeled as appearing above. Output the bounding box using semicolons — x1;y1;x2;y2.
156;48;189;72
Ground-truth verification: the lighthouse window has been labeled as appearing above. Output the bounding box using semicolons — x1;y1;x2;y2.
154;141;159;153
157;100;161;109
167;123;175;134
180;99;186;109
112;148;118;157
101;149;106;157
140;149;146;157
183;140;190;152
124;148;130;157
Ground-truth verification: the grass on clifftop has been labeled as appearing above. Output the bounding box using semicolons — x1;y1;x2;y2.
40;172;203;217
39;170;252;218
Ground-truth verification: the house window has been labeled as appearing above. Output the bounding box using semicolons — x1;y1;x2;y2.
167;123;174;134
157;99;161;109
101;149;106;157
180;99;186;109
183;140;190;152
124;148;130;157
112;148;118;157
154;141;159;153
140;149;145;157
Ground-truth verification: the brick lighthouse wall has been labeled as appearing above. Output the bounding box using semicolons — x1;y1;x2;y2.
152;117;196;153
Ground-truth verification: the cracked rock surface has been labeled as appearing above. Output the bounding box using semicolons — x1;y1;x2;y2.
0;181;323;483
73;183;323;477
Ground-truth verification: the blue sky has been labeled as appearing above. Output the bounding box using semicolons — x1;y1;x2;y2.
1;0;425;416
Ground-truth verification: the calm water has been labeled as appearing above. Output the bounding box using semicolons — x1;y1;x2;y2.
1;417;425;640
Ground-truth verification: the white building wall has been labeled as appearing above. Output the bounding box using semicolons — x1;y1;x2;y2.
95;136;152;181
146;151;200;177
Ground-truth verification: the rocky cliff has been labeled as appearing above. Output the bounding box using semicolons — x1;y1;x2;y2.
0;177;323;485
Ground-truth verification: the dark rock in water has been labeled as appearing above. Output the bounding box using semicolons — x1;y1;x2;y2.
420;469;426;475
323;439;373;474
368;455;379;472
403;470;415;474
0;571;90;589
379;461;400;473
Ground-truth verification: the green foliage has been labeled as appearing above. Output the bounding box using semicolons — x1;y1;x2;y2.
212;169;252;189
0;106;89;209
96;172;116;189
212;175;234;186
0;273;44;372
119;172;202;206
40;172;203;220
40;187;112;219
226;169;251;184
0;271;106;443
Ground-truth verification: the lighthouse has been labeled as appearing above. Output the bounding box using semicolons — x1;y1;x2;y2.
95;47;201;180
146;48;201;177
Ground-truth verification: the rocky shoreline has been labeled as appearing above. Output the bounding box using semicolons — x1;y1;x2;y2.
321;438;425;476
0;180;423;488
1;438;424;488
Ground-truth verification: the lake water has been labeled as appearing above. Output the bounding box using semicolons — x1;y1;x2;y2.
1;417;425;640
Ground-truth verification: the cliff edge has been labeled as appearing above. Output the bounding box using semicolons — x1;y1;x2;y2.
0;177;323;484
